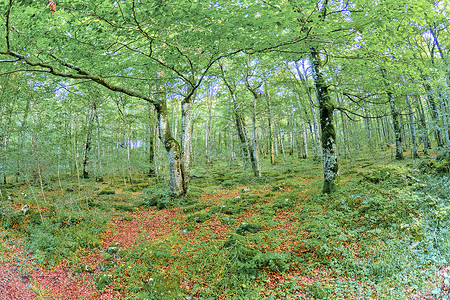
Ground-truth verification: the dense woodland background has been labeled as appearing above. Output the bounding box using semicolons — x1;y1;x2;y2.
0;0;450;299
0;0;448;192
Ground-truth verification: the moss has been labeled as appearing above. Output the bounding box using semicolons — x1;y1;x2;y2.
220;216;236;226
183;203;209;214
259;205;275;217
209;198;247;216
98;190;115;195
236;222;262;235
186;212;210;223
272;197;295;210
121;215;134;221
113;204;135;212
437;148;450;161
96;273;113;291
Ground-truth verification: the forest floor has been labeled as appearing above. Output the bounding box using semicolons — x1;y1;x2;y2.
0;150;449;299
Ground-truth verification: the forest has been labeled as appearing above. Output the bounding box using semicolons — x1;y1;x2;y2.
0;0;449;299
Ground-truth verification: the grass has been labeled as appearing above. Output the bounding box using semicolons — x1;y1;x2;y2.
0;153;449;299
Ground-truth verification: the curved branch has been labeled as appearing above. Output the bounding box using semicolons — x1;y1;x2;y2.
1;50;156;104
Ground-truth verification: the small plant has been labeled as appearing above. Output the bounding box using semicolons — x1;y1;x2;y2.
98;189;115;195
186;212;210;223
235;222;262;235
96;273;113;291
306;282;333;299
139;184;174;209
113;204;135;212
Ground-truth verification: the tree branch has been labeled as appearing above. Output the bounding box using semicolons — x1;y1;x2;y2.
0;50;156;104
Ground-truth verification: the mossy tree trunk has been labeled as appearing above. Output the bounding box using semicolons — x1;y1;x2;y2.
310;49;338;194
180;79;195;194
155;100;185;197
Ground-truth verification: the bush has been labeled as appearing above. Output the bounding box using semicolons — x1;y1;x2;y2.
25;211;107;265
140;184;174;209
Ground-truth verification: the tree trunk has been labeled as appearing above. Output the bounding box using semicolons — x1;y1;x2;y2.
246;87;262;177
92;102;103;182
266;89;276;164
310;49;338;194
294;61;322;158
219;65;254;171
205;89;213;165
181;87;194;193
439;92;450;147
336;94;349;157
381;69;403;159
405;95;418;158
17;96;31;182
423;83;444;148
414;95;431;153
82;104;95;179
147;102;156;176
155;100;185;197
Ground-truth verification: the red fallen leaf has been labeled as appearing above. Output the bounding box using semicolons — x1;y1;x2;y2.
48;1;56;15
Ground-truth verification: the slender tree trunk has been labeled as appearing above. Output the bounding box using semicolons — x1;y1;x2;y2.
231;92;251;164
423;83;444;148
310;49;338;194
93;102;103;181
205;89;213;165
220;65;257;174
336;94;349;157
147;102;156;176
294;61;322;158
415;95;431;153
439;92;450;147
181;86;194;193
266;89;276;164
363;107;373;149
17;96;31;182
381;69;403;159
1;107;12;184
405;95;418;158
82;104;95;179
252;98;261;175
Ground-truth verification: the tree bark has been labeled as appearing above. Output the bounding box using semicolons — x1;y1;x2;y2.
82;103;95;179
147;102;156;177
310;49;338;194
414;95;431;153
155;100;185;197
405;95;418;158
294;61;322;158
381;69;403;159
336;94;349;157
93;102;103;181
181;83;195;193
266;89;276;164
219;63;259;175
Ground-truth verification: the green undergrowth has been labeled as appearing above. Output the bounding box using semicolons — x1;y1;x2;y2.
105;157;450;299
291;159;450;298
0;182;115;265
0;155;449;299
